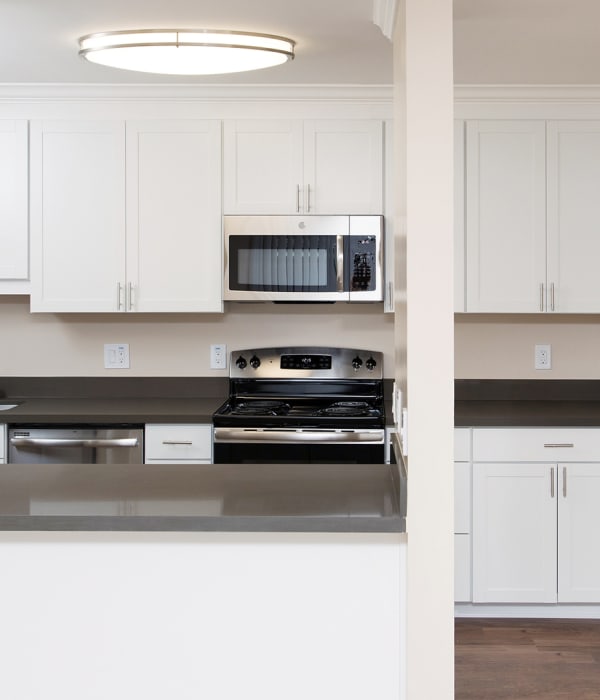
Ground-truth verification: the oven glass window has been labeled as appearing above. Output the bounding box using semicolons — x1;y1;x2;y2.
229;235;339;292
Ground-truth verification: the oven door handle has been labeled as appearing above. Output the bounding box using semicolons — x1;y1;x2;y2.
213;428;384;444
10;438;140;448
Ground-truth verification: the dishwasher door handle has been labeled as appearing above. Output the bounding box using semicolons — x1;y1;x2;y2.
10;438;140;448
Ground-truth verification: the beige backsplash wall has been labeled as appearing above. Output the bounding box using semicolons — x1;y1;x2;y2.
0;296;394;377
455;314;600;379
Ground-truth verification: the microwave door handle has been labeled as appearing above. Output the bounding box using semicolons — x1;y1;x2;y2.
337;235;345;291
10;438;140;448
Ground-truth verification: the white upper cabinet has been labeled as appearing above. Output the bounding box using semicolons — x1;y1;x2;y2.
126;120;222;313
30;120;126;312
31;119;222;313
0;120;28;291
465;120;547;312
224;119;383;214
454;120;465;312
546;121;600;313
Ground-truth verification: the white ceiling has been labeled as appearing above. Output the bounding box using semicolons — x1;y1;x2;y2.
1;0;599;86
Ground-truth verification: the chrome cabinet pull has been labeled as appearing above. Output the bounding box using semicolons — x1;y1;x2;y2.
128;282;135;310
296;184;301;212
551;282;555;311
543;443;574;448
540;283;544;312
563;467;567;497
117;282;124;310
162;440;193;446
551;467;555;498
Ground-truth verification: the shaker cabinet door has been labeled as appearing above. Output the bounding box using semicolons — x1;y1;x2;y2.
126;120;222;312
30;120;126;312
465;120;546;312
0;120;28;288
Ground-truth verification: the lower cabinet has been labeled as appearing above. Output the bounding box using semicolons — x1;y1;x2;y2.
471;428;600;604
454;428;472;602
144;424;212;464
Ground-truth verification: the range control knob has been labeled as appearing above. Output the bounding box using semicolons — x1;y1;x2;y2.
235;356;247;370
249;355;261;369
365;356;377;371
351;355;363;370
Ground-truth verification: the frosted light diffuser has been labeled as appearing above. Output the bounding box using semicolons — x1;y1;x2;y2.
78;29;295;75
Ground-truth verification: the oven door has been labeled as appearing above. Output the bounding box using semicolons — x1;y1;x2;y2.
213;428;385;464
224;215;348;301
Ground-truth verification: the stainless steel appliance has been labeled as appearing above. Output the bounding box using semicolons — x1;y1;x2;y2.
213;346;385;463
8;426;144;464
224;215;383;302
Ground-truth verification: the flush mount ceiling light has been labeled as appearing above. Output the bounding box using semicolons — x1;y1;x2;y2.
78;29;295;76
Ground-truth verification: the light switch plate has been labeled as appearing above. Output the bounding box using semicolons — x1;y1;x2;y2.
104;343;130;369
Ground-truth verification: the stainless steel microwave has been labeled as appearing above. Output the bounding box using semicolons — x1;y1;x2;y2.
224;215;383;302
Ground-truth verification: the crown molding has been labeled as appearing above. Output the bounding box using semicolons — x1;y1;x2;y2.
373;0;398;41
455;84;600;104
0;83;393;104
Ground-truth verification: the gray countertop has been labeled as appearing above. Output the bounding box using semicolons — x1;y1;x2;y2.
0;462;406;534
0;397;222;424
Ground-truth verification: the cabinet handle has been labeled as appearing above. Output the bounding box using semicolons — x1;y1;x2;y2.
162;440;193;445
563;466;567;497
117;282;124;310
543;443;574;448
551;282;555;312
306;184;311;212
128;282;135;311
540;283;544;312
296;184;301;213
551;467;555;498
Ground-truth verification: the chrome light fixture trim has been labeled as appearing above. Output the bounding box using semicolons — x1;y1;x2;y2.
78;29;296;76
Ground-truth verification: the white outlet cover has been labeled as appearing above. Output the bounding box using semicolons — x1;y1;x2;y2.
104;343;130;369
534;344;551;370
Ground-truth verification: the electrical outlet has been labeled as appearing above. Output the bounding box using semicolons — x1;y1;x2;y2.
104;343;130;369
210;343;227;370
535;344;552;370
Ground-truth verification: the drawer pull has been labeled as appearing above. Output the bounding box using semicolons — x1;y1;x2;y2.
543;443;574;448
563;466;567;498
161;440;193;446
551;467;555;498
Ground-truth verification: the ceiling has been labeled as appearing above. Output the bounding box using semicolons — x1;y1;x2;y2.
1;0;599;86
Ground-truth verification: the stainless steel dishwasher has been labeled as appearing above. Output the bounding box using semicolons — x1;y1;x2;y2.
8;426;144;464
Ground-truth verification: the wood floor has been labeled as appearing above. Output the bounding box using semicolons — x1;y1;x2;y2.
455;618;600;700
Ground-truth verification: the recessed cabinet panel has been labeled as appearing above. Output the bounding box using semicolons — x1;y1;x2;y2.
472;462;558;603
547;121;600;312
0;120;28;284
30;120;126;312
126;120;222;312
465;120;546;312
223;120;303;214
558;464;600;602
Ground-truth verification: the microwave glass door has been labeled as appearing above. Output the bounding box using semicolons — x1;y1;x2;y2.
228;235;341;292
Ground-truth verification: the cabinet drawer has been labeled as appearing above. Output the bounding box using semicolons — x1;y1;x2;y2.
454;428;471;461
145;424;212;462
473;428;600;462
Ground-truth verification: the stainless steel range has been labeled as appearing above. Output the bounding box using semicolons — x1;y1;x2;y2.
212;346;385;464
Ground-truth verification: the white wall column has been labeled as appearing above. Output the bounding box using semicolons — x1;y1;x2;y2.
393;0;455;697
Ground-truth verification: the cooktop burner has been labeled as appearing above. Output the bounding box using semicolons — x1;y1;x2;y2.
234;401;291;416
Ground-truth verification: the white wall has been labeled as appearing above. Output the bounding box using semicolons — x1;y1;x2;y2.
0;295;393;376
456;314;600;379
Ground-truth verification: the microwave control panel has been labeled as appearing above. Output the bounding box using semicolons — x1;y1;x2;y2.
348;235;377;292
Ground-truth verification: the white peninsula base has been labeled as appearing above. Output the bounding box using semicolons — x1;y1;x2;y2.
0;532;406;700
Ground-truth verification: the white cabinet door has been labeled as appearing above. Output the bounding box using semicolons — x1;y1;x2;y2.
0;120;28;288
223;119;383;215
126;120;222;312
223;120;303;214
465;120;546;312
558;463;600;603
472;462;557;603
30;120;126;312
303;120;383;214
547;121;600;313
